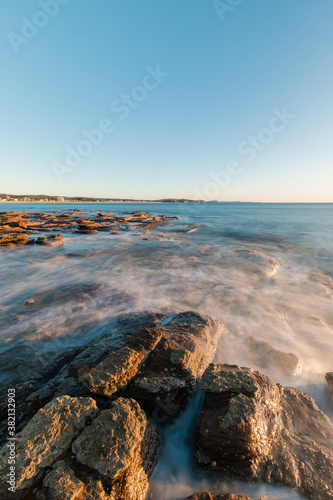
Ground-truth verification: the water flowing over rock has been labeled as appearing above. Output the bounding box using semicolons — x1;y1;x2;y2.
195;364;333;500
326;372;333;392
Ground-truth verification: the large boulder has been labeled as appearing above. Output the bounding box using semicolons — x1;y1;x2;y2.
0;396;98;492
0;396;159;500
126;311;226;422
82;328;162;396
195;364;333;500
72;397;159;500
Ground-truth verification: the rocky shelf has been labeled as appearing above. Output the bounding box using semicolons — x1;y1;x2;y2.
0;210;178;246
0;311;332;500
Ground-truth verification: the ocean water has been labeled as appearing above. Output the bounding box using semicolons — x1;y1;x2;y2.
1;202;332;499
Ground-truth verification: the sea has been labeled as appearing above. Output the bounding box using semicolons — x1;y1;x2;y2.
1;202;332;500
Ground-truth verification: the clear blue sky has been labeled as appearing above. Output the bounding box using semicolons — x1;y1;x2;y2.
0;0;332;201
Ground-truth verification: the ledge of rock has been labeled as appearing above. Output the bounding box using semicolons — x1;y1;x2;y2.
82;327;163;396
195;364;333;500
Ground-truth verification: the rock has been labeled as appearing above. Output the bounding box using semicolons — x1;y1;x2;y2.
0;396;98;491
35;234;64;246
82;328;162;397
326;372;333;391
0;210;178;248
195;364;333;500
0;311;162;446
72;397;159;500
244;335;302;377
127;312;227;422
42;461;85;500
184;494;259;500
0;233;31;245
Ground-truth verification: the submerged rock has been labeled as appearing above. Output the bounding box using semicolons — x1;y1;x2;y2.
195;364;333;500
326;372;333;391
244;335;302;377
35;234;64;246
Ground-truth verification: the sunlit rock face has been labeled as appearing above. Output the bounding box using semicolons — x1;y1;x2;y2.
0;397;159;500
0;396;98;492
195;364;333;500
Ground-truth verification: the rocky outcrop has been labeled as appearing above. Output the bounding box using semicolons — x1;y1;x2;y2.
0;210;177;246
72;398;159;500
0;396;159;500
82;328;162;396
184;494;259;500
126;312;226;422
195;364;333;500
80;311;226;423
0;396;98;491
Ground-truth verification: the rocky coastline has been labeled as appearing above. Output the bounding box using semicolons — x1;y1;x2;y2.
0;309;332;500
0;210;178;246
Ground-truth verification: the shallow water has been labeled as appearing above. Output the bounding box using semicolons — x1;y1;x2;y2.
1;201;332;499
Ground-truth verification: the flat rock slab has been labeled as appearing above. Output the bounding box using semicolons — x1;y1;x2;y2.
196;364;333;500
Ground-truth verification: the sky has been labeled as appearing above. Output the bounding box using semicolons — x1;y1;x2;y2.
0;0;332;202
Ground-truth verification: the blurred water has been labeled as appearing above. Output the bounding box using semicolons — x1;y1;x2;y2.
1;201;332;499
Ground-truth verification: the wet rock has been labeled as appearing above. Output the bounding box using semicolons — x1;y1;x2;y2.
195;364;333;500
0;210;178;248
72;397;159;500
0;233;32;245
184;494;259;500
326;372;333;391
127;312;227;422
244;335;302;377
82;328;163;396
35;234;64;246
0;312;163;445
42;460;85;499
0;396;98;491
